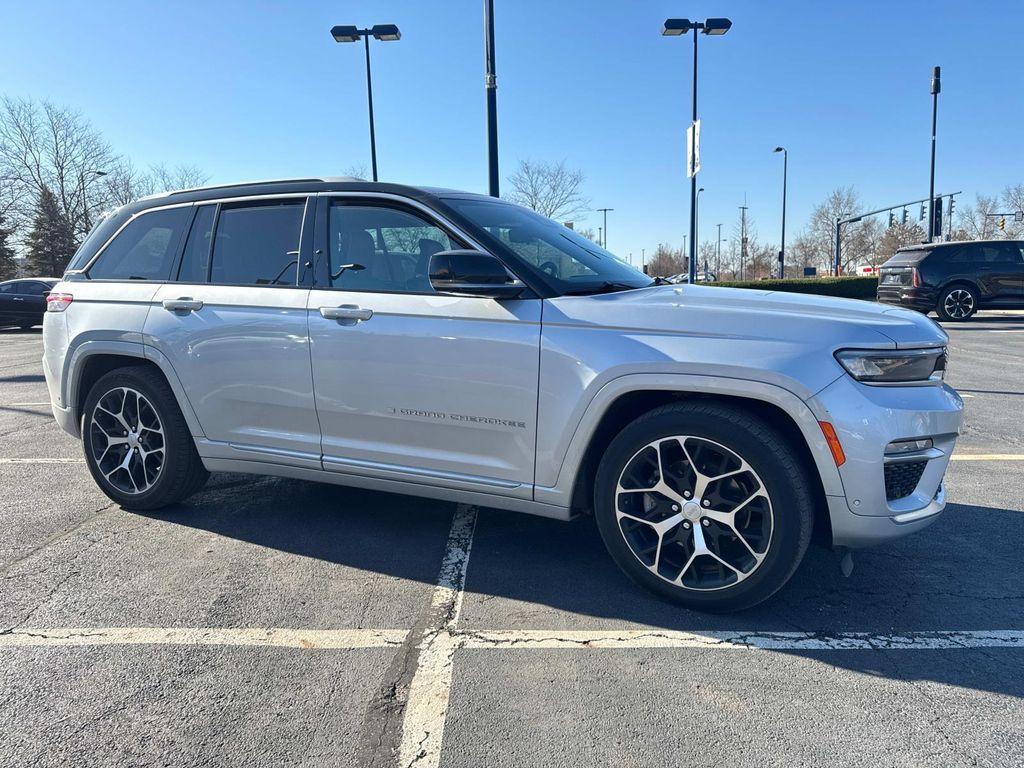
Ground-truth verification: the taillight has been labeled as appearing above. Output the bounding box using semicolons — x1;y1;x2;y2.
911;267;921;288
46;292;73;312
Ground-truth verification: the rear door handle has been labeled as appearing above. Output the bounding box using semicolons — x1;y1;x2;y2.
320;304;373;322
162;298;204;313
12;297;24;301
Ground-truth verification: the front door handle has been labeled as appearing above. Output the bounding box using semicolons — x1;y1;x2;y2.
320;304;373;322
12;297;24;301
162;297;204;313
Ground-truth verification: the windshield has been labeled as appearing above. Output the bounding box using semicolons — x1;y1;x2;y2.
443;197;652;294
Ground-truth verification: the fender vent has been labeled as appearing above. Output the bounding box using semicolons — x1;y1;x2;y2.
884;461;927;501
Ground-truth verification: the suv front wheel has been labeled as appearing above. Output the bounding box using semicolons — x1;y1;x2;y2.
82;366;208;510
594;401;814;612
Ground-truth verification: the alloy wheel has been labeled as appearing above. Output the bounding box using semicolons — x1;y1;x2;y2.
89;387;165;495
944;289;975;319
615;435;774;591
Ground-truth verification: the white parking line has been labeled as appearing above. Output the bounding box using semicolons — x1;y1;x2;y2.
459;629;1024;651
0;627;407;649
0;458;84;464
398;503;478;768
950;454;1024;461
8;402;51;407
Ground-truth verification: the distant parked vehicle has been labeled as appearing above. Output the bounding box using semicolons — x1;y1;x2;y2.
877;240;1024;320
0;278;60;329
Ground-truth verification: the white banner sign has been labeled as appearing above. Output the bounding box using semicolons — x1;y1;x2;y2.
686;119;701;178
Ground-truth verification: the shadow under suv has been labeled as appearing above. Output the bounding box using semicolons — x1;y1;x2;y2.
42;178;962;611
877;240;1024;320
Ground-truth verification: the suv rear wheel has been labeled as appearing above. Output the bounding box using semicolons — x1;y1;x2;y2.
82;367;208;510
936;283;978;321
594;401;814;612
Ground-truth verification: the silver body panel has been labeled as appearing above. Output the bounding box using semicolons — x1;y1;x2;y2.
43;187;963;548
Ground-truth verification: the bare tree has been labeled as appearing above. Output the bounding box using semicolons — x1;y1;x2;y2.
343;164;369;181
506;159;589;221
0;97;116;241
647;243;684;277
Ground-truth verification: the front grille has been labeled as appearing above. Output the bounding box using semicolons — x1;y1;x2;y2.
885;461;927;500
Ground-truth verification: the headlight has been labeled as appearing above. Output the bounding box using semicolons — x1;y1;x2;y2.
835;347;946;384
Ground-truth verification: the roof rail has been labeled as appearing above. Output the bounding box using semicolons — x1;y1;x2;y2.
165;176;364;197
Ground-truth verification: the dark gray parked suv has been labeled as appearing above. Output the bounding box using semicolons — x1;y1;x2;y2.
877;240;1024;320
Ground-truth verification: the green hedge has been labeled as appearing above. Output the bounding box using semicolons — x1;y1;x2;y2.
708;276;879;300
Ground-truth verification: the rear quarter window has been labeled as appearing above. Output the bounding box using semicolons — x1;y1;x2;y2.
87;207;191;281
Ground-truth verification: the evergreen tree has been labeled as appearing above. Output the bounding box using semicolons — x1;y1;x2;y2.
0;216;17;281
24;186;77;277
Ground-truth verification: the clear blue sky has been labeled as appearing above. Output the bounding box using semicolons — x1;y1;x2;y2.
3;0;1022;263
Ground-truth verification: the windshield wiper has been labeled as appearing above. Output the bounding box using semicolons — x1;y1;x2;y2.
561;281;642;296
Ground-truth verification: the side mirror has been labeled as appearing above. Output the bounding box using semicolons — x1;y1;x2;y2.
428;250;525;299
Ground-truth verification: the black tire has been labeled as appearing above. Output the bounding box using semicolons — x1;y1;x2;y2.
935;283;978;321
594;401;814;612
82;366;208;510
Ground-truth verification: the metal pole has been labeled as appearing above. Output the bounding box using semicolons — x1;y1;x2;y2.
716;223;722;277
834;219;842;276
928;66;940;242
363;34;378;181
596;208;612;248
484;0;499;197
739;206;747;280
688;27;699;284
780;149;787;278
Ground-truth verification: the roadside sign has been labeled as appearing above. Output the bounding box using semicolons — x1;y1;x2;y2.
686;120;701;177
1015;211;1023;222
804;266;817;277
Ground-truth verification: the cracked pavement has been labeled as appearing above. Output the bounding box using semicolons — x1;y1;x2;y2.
2;317;1023;767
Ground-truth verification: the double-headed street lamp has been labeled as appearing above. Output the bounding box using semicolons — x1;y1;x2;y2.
331;24;402;182
662;17;732;285
773;146;787;278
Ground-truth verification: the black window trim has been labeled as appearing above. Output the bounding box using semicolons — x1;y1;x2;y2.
313;192;535;298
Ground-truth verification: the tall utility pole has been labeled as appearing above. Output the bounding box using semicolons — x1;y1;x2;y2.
716;223;723;278
484;0;500;197
927;66;941;242
739;204;748;281
596;208;613;248
773;146;788;278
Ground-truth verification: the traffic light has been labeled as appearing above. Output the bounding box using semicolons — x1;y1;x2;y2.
901;208;908;224
948;197;955;217
920;203;926;221
999;218;1006;231
888;211;895;228
932;196;943;238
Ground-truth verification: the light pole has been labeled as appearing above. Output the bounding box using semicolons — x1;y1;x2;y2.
927;66;941;242
662;17;732;284
716;223;723;278
773;146;787;278
77;169;107;235
596;208;613;248
331;24;402;182
484;0;499;197
695;187;704;264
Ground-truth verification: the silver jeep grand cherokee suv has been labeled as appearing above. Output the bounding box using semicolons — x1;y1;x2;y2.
42;179;962;611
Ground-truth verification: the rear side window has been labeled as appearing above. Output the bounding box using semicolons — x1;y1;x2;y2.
209;200;305;285
88;207;190;281
177;205;216;283
18;281;51;295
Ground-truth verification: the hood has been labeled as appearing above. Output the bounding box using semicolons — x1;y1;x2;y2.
545;284;948;350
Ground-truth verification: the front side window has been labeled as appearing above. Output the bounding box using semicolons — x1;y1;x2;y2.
87;207;191;281
443;197;650;294
19;281;52;295
328;203;455;292
209;200;305;286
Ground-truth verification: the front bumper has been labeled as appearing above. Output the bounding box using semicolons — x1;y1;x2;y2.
809;374;963;548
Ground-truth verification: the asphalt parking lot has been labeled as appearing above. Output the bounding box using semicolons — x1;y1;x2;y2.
2;313;1023;768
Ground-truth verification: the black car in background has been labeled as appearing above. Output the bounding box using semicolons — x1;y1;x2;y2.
0;278;60;329
877;240;1024;320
